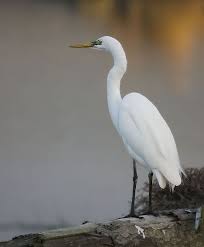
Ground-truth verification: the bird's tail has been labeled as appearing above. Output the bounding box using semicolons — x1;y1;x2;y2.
152;169;167;189
159;160;182;188
179;165;187;177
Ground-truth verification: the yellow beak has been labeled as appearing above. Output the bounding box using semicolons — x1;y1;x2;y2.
69;42;93;48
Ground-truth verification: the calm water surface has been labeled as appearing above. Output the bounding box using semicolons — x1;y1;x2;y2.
0;1;204;241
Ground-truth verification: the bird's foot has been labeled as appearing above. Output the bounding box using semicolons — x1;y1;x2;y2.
123;212;143;219
141;210;159;217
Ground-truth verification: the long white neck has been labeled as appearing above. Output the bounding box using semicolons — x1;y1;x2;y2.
107;43;127;131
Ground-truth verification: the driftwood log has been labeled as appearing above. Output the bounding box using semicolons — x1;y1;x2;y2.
1;208;204;247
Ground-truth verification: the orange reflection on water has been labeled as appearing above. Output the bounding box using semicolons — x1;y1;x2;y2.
75;0;204;92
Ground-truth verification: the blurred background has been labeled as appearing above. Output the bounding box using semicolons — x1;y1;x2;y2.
0;0;204;241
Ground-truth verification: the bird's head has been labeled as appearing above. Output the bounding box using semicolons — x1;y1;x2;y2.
70;36;122;52
70;36;127;71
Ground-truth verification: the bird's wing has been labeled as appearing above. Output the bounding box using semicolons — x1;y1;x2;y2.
118;93;183;186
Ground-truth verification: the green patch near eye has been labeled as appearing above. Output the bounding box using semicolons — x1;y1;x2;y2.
92;40;102;46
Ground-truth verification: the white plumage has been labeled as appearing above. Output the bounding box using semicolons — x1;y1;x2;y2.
70;36;185;214
102;36;184;189
119;93;182;189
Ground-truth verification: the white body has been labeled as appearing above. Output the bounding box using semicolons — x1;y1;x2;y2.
99;36;184;189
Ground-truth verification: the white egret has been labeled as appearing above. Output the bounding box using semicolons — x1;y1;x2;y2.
70;36;185;216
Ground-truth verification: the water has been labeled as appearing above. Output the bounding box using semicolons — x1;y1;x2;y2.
0;0;204;241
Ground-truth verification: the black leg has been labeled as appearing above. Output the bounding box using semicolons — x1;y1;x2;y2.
129;159;138;217
148;172;153;214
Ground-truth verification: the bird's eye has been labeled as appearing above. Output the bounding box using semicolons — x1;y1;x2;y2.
92;40;102;46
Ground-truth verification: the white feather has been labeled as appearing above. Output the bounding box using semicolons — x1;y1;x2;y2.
118;93;183;187
97;36;184;189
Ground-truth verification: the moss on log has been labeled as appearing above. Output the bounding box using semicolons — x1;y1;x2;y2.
2;209;204;247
